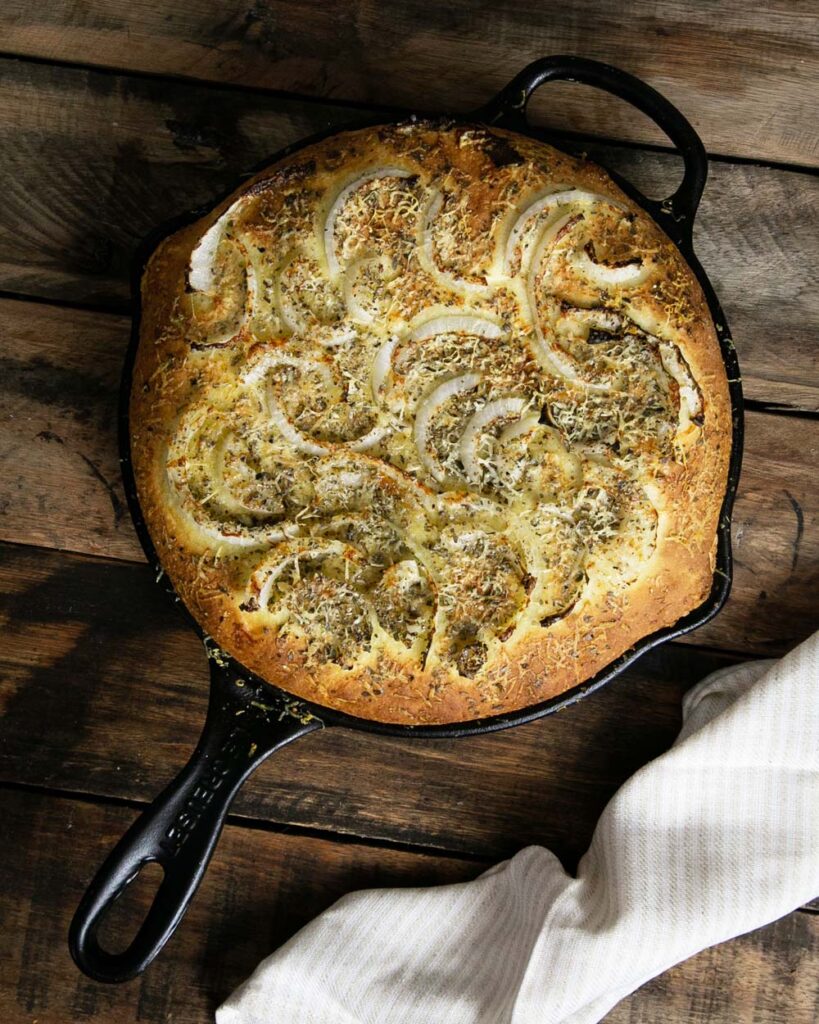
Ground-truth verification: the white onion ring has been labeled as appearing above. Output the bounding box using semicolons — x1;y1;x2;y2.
572;250;649;288
242;353;335;390
241;354;337;456
344;263;375;324
562;308;624;334
408;313;503;343
418;189;492;298
498;412;541;445
246;352;389;454
659;341;703;425
252;541;347;610
524;214;592;381
371;335;400;398
167;422;301;550
210;431;260;518
503;189;627;274
459;397;529;482
273;256;303;334
195;520;296;550
324;168;412;278
414;373;481;481
189;197;246;292
347;424;393;452
343;257;393;326
266;397;329;457
319;328;358;348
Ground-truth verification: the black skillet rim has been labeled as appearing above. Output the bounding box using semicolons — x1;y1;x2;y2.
120;107;744;741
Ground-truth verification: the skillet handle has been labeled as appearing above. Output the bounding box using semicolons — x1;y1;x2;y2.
68;656;323;983
476;56;707;242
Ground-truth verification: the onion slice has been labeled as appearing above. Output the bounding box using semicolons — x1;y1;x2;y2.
524;217;612;390
414;373;481;482
319;328;357;348
266;397;328;457
572;250;650;288
525;214;589;382
659;341;703;428
418;189;491;298
251;540;347;610
241;353;337;456
348;424;393;452
324;168;412;278
561;308;624;334
499;412;541;445
343;256;394;325
459;397;528;482
189;197;246;292
242;352;335;390
408;313;503;343
502;189;627;274
371;335;400;398
167;426;300;550
273;255;303;334
344;262;375;324
196;520;295;550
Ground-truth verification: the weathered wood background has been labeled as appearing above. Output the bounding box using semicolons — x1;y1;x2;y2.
0;2;817;1020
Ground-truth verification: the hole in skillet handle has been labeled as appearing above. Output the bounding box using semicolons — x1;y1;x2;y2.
473;55;708;249
68;658;323;983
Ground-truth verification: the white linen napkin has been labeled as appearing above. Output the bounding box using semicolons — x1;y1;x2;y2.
217;632;819;1024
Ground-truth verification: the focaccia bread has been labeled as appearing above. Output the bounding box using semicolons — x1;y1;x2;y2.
132;120;731;724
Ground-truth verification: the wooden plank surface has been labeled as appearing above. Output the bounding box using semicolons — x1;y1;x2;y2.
1;789;817;1024
2;299;817;661
0;301;133;559
0;788;477;1023
1;6;817;1019
1;2;817;166
1;60;817;415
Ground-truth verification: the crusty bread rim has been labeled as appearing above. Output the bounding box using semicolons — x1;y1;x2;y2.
131;120;732;725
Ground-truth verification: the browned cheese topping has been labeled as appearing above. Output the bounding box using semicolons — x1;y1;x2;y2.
152;122;713;692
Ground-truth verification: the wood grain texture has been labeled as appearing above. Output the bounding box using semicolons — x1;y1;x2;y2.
2;297;817;659
0;1;817;166
0;788;477;1023
1;789;817;1024
0;539;726;862
0;59;816;408
690;410;819;655
607;909;819;1023
0;300;134;559
1;9;817;1019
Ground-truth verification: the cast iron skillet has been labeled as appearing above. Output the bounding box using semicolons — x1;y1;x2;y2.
69;56;744;983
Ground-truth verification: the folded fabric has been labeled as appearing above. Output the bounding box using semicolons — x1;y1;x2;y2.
217;632;819;1024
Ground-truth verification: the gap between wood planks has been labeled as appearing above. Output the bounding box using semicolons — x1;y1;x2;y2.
2;778;816;918
0;0;817;168
0;777;490;864
0;47;817;179
2;786;816;1024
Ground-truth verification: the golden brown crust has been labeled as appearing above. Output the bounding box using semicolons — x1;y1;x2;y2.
131;120;731;725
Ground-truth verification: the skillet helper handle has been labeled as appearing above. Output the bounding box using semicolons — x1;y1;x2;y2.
69;659;322;983
477;55;707;243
